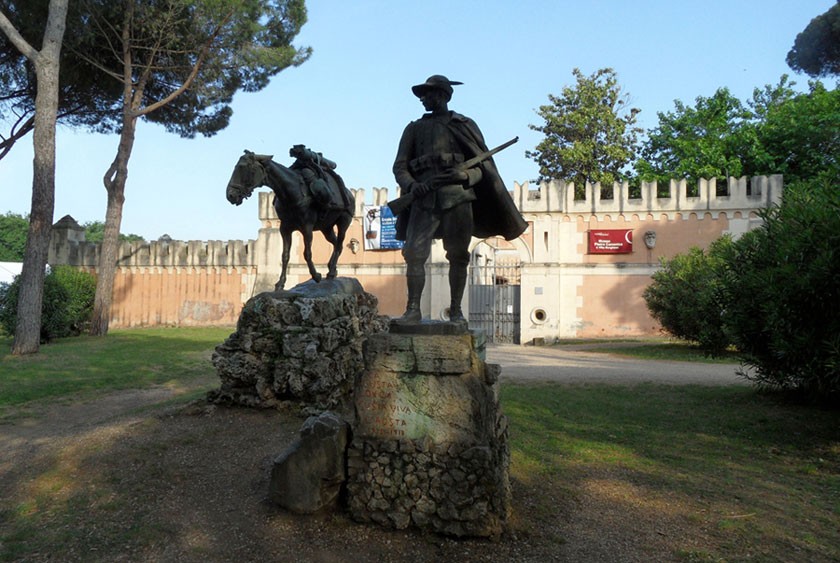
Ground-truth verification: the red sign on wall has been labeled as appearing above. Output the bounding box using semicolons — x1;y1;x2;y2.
588;229;633;254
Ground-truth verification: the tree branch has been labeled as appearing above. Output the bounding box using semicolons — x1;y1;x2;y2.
0;10;38;61
136;9;235;116
0;113;35;160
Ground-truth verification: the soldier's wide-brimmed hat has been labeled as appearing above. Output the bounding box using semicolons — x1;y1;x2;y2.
411;75;463;97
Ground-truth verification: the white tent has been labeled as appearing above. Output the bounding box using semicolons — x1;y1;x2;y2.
0;262;23;285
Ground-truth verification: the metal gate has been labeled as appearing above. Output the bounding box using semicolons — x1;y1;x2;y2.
468;250;521;343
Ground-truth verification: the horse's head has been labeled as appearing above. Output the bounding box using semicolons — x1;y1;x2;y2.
226;150;272;205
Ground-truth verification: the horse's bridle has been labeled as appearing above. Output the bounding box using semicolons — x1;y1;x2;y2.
229;154;267;193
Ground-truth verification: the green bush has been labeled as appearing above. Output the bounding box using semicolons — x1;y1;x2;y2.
0;266;96;341
720;176;840;401
0;280;19;336
643;236;732;354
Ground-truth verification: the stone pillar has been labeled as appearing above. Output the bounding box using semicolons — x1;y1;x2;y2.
346;324;510;537
49;215;86;265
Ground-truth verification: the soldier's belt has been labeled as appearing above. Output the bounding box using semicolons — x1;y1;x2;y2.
408;152;465;175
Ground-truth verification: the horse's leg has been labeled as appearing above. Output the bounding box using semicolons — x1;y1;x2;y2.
301;224;322;283
276;227;292;290
324;212;352;279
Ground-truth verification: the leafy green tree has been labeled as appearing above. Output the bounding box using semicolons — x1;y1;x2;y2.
0;212;28;261
637;77;837;188
527;68;642;196
81;221;143;243
0;0;68;355
635;88;758;187
68;0;311;336
748;75;798;120
756;81;839;183
786;0;840;78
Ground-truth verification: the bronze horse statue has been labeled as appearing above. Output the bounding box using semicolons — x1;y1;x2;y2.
226;148;355;290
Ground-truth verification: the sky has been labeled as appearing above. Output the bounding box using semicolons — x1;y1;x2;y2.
0;0;835;242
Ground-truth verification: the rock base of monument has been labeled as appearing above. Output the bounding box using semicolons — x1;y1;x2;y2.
209;277;388;412
346;326;510;537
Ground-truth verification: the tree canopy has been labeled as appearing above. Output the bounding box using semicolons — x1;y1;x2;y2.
78;0;310;336
0;0;121;159
527;68;641;193
635;88;758;186
787;0;840;78
0;0;311;158
69;0;311;139
635;76;837;187
81;221;143;243
756;81;840;184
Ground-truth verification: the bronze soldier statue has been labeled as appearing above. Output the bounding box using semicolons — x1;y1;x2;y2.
391;75;527;324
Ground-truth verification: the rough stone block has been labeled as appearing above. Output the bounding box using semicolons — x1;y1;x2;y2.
209;277;388;410
413;334;473;374
269;412;349;514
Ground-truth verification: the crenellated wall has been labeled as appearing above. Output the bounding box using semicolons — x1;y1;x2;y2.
512;175;782;216
51;175;782;338
49;216;258;328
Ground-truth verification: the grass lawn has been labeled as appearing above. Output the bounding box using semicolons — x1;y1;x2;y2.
1;329;838;560
600;344;740;363
555;337;742;363
0;327;234;415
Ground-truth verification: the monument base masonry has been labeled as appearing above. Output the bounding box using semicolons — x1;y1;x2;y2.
345;322;511;537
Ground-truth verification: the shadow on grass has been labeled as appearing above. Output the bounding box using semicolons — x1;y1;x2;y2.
503;383;840;561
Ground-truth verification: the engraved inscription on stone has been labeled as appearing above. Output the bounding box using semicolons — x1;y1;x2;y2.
355;369;475;443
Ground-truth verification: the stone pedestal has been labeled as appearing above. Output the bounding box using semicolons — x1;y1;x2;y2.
210;277;388;411
346;324;510;537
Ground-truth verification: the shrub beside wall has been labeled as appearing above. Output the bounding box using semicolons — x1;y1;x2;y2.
644;176;839;402
720;178;840;402
642;236;732;355
0;266;97;341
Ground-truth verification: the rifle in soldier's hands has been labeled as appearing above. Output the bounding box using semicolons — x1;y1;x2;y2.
387;136;518;216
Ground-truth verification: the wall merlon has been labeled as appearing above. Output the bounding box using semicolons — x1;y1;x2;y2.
370;187;392;208
351;188;366;214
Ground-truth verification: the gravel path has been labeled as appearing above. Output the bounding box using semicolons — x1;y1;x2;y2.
486;343;747;386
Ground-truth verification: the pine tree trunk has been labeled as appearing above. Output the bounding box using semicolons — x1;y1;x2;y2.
13;109;55;353
89;119;136;336
8;1;68;355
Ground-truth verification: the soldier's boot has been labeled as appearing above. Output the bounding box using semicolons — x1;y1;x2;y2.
397;267;425;323
448;264;468;323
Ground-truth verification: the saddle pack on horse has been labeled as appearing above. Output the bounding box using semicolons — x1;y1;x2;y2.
289;145;353;215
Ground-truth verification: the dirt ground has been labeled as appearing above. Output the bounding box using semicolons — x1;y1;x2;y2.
0;349;734;562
